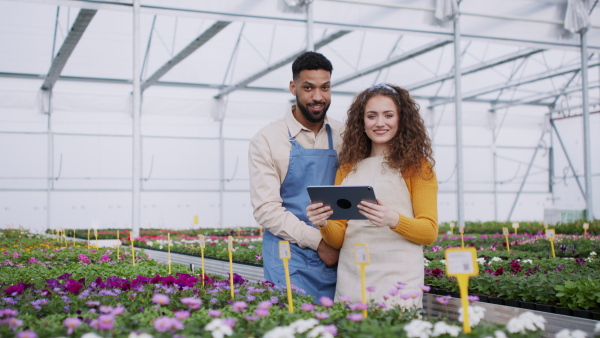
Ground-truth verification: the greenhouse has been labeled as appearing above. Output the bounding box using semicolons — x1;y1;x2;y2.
0;0;599;337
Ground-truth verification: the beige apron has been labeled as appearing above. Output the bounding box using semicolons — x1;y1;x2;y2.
334;156;424;309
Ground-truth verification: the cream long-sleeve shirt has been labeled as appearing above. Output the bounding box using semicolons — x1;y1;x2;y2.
249;109;343;251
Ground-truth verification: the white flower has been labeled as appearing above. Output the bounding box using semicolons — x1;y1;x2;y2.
205;319;233;338
477;257;486;265
432;321;460;337
146;241;153;247
590;251;597;256
493;331;508;338
263;326;296;338
439;259;446;265
307;326;334;338
128;333;154;338
404;319;433;338
81;334;103;338
522;259;533;264
506;311;545;334
458;306;485;327
595;322;600;333
555;329;588;338
424;258;430;267
491;257;502;262
289;318;319;333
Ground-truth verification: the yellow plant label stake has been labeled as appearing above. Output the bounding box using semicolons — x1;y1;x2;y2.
116;230;120;260
167;233;172;275
279;241;294;313
130;231;136;266
198;235;205;288
193;215;199;225
459;225;465;248
73;230;76;245
94;228;98;246
583;223;589;236
228;236;234;300
355;243;370;318
544;223;549;229
87;229;90;249
512;222;519;235
546;229;556;258
449;222;455;235
445;247;479;334
502;227;510;252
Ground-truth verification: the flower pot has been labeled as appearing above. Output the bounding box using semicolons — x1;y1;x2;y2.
572;309;591;319
554;306;572;316
476;295;489;303
504;299;520;308
488;297;504;305
519;301;536;310
450;291;460;298
591;311;600;320
534;303;554;313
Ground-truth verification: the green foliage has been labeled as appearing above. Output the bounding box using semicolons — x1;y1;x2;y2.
555;276;600;310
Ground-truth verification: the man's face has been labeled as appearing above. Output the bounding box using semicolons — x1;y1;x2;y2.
289;69;331;125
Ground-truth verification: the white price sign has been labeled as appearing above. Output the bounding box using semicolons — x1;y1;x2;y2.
446;249;478;276
545;229;555;239
458;225;465;233
227;236;233;251
355;244;370;264
502;227;509;235
198;235;205;248
583;223;590;229
450;222;455;228
278;241;291;259
512;222;519;229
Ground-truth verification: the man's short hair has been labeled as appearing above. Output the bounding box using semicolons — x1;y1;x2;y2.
292;51;333;80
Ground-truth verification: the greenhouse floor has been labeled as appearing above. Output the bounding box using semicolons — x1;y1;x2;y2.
140;247;598;337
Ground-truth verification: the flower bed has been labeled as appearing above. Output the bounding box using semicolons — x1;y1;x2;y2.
0;230;566;337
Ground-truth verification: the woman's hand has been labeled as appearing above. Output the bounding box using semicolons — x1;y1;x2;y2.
358;199;400;228
307;202;333;227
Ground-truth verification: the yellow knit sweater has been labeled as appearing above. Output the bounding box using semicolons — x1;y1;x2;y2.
319;160;439;248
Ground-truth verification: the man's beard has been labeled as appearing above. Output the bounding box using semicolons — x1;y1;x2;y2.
296;96;330;123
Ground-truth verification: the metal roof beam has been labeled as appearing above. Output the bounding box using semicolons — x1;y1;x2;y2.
140;21;231;92
335;39;453;87
41;8;97;90
406;48;544;91
215;30;351;99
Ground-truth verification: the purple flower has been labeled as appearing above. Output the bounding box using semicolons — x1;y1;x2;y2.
12;252;19;259
0;309;19;317
319;296;333;307
93;315;115;330
174;310;190;321
246;295;256;302
99;305;114;314
315;312;329;320
222;318;237;329
208;309;222;317
63;317;82;335
64;279;83;294
270;296;279;304
420;285;431;292
339;295;351;303
347;313;364;322
210;298;218;305
389;288;399;296
324;325;338;336
394;282;406;289
376;302;388;309
350;302;368;311
257;301;272;310
255;254;263;261
77;254;91;264
366;286;376;293
181;297;202;310
16;331;37;338
244;315;260;321
232;301;248;312
468;295;480;302
154;317;174;333
255;308;269;317
100;254;111;262
152;294;170;305
300;303;315;312
436;295;451;305
85;301;100;307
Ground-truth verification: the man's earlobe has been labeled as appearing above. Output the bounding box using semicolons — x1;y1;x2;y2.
289;80;296;96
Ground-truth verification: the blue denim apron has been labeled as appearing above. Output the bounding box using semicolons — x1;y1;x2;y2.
262;124;338;300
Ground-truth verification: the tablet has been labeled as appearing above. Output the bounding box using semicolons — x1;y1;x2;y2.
307;185;377;220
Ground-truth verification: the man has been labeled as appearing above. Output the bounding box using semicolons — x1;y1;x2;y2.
248;51;343;299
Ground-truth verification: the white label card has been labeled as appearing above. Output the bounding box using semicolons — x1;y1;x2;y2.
355;244;369;264
545;229;555;238
458;225;465;233
446;250;475;275
198;235;205;248
227;236;233;251
502;227;509;235
279;241;291;259
450;222;455;228
583;223;589;229
512;222;519;229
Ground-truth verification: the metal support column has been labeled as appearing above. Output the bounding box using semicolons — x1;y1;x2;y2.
550;120;587;200
453;12;465;227
306;1;314;51
45;92;53;233
580;31;594;220
132;0;142;237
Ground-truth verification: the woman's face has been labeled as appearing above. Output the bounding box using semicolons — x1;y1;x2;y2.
363;95;399;156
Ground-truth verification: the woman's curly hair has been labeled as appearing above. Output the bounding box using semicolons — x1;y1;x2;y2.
338;83;435;178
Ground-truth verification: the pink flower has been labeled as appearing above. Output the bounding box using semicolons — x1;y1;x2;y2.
257;301;272;310
174;310;190;321
152;294;170;305
347;313;364;322
319;296;333;307
7;317;23;330
255;254;263;261
339;295;352;303
12;252;19;259
100;254;111;262
112;306;125;316
468;295;480;302
232;301;248;312
315;312;329;320
350;302;368;311
99;305;114;314
244;315;260;321
154;317;174;333
77;254;90;264
95;314;115;330
208;309;222;317
420;285;431;292
394;282;406;290
436;295;451;305
16;331;37;338
366;286;376;293
323;325;337;336
63;317;82;335
300;303;315;312
254;308;269;317
388;288;399;296
181;297;202;310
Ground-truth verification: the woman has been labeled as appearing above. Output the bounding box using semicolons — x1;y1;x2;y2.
306;83;438;308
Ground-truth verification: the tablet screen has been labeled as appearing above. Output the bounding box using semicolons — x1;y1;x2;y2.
307;185;377;220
